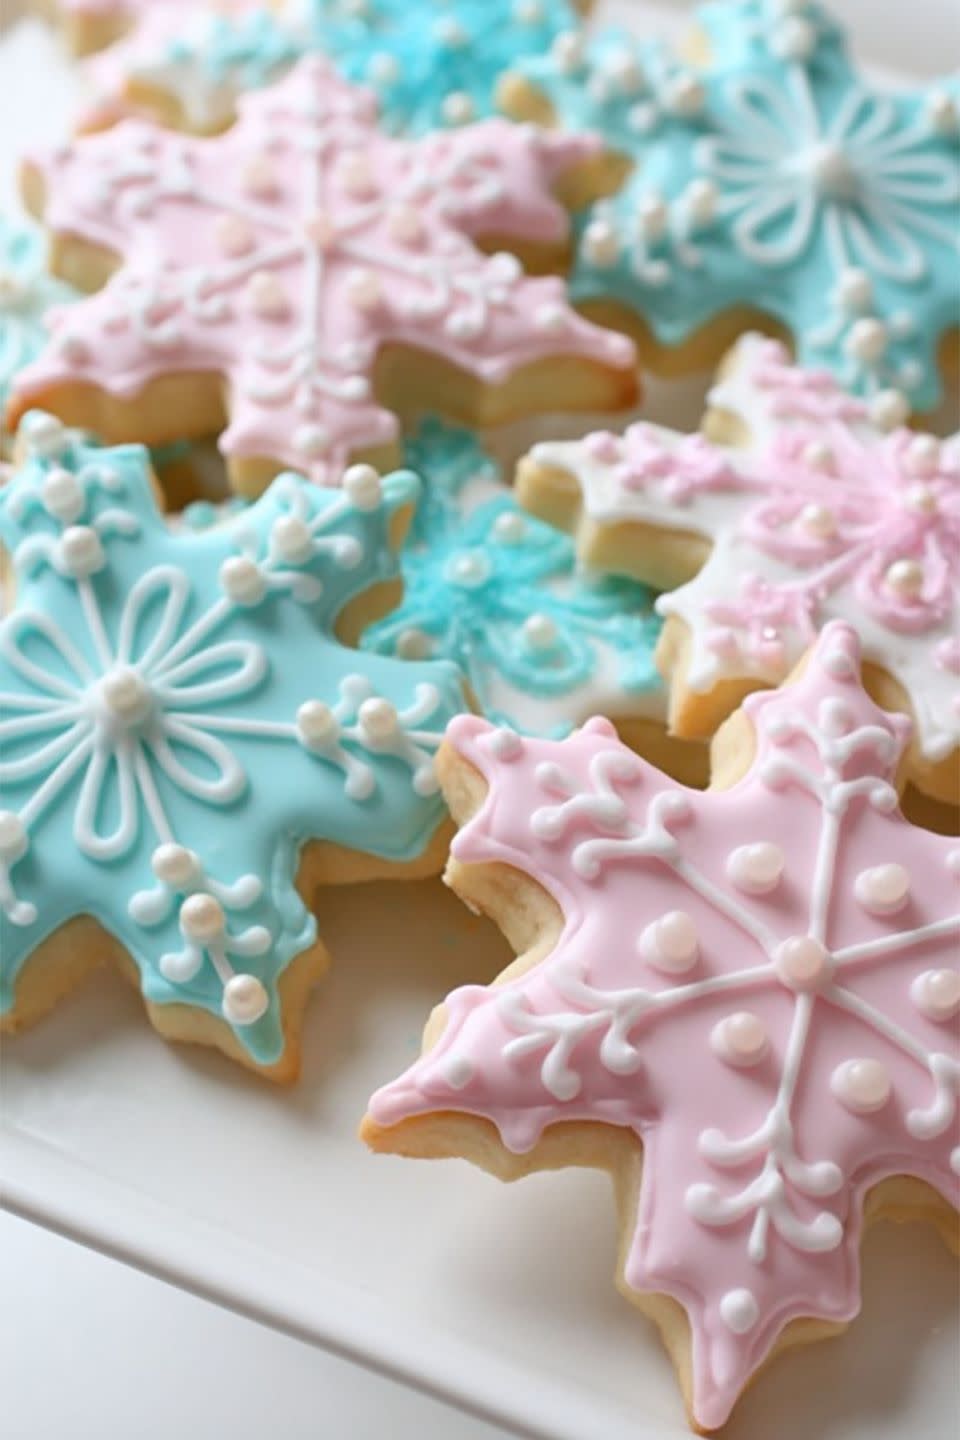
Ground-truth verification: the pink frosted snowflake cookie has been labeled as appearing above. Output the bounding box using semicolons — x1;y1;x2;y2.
363;621;960;1432
8;56;636;496
516;334;959;810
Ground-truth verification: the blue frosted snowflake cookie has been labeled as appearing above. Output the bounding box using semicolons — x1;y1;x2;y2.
505;4;960;418
361;420;665;738
0;415;466;1079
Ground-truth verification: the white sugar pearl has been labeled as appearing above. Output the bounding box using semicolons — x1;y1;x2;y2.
215;214;254;257
719;1288;759;1334
272;515;313;564
396;628;432;660
551;31;584;73
22;413;66;457
247;271;288;320
603;47;644;96
836;266;872;313
297;700;338;747
665;72;705;117
845;317;888;365
927;90;959;135
830;1058;891;1114
60;524;105;577
434;16;468;47
219;555;267;605
293;424;330;459
523;614;558;651
0;810;28;863
905;434;940;478
884;558;924;598
870;389;909;431
359;697;399;739
487;728;524;761
101;667;151;722
711;1011;769;1068
151;843;200;888
222;973;269;1026
726;842;784;895
368;51;400;86
42;467;83;522
904;483;937;516
798;502;836;538
180;892;226;942
637;192;669;243
775;936;832;992
242;154;276;199
442;92;475;126
343;463;382;510
854;863;910;916
772;15;816;61
911;969;960;1023
639;910;699;974
346;268;381;312
446;550;492;589
493;511;526;545
682;178;717;231
582;219;621;268
806;142;855;199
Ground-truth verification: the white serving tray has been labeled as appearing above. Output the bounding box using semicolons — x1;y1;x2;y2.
1;7;957;1440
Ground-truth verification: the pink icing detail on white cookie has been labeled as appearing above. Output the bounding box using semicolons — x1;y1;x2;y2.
368;622;960;1431
11;57;633;483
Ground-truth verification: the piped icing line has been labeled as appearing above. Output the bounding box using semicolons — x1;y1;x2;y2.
81;0;584;138
0;219;78;425
523;338;960;766
509;7;960;413
368;622;960;1431
0;413;466;1066
9;56;634;485
360;419;665;737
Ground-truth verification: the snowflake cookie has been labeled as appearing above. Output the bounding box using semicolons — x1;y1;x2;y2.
0;219;77;434
360;418;670;743
8;56;636;495
81;0;587;139
364;621;960;1431
0;413;466;1079
501;5;960;416
516;334;960;808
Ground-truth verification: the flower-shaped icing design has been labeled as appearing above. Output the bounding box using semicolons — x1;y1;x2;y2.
0;413;465;1072
367;623;960;1430
0;220;77;425
507;8;960;414
9;56;634;491
521;335;960;792
361;419;663;736
83;0;584;137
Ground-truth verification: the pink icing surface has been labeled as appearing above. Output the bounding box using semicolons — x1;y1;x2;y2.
369;623;960;1430
11;57;633;482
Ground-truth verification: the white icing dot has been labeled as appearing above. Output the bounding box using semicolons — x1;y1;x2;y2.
60;524;105;578
22;412;66;457
100;667;152;724
904;483;937;516
711;1011;768;1068
215;214;254;258
346;267;382;312
665;72;704;117
534;302;566;333
272;515;313;564
836;266;872;313
637;191;669;243
845;317;888;365
242;154;276;199
904;434;940;478
445;550;492;589
911;969;960;1023
830;1058;891;1114
293;423;330;459
180;892;226;943
514;0;544;22
442;91;475;126
775;936;833;993
926;90;958;135
222;973;269;1026
343;463;382;510
726;842;784;895
869;389;909;431
296;699;339;748
368;51;400;86
0;810;28;863
434;16;468;47
854;863;910;916
798;501;836;538
492;511;526;545
582;218;620;268
771;15;817;61
682;177;717;231
806;142;856;199
247;271;288;320
719;1288;759;1334
603;47;645;96
219;554;267;605
523;613;559;651
359;697;399;740
42;467;83;523
396;627;432;659
486;728;524;761
884;558;924;598
151;843;200;888
551;31;584;74
440;1053;474;1089
639;910;699;975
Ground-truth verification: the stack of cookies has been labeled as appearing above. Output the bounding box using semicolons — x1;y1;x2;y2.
1;2;957;1431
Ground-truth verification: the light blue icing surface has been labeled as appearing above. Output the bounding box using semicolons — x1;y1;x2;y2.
362;420;663;737
516;3;960;412
0;220;77;421
0;416;466;1065
149;0;581;135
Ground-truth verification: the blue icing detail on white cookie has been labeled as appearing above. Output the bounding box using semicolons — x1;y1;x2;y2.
0;416;466;1066
362;420;664;737
118;0;581;135
516;7;960;415
0;221;77;421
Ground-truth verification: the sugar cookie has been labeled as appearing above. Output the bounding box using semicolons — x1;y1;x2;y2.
364;621;959;1432
0;414;466;1079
